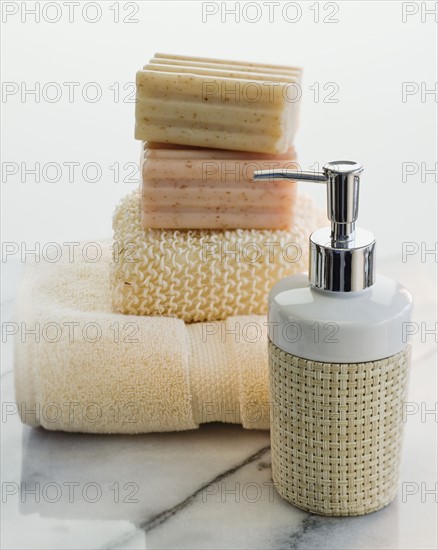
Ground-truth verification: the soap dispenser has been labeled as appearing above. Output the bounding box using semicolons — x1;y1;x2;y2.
254;161;413;516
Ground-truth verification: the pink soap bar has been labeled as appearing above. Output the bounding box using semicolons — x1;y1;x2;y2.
141;143;298;230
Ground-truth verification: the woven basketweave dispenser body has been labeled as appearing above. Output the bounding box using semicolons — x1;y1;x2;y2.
255;161;413;516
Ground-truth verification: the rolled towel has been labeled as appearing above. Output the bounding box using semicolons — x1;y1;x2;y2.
13;241;272;434
112;190;322;322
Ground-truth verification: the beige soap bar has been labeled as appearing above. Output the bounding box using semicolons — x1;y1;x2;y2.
135;53;302;154
141;142;298;230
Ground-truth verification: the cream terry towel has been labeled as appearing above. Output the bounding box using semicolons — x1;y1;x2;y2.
111;190;321;322
14;242;273;434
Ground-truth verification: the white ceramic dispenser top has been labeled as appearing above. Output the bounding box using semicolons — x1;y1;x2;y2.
254;161;413;363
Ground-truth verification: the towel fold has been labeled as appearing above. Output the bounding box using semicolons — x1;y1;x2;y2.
14;242;272;433
112;190;321;322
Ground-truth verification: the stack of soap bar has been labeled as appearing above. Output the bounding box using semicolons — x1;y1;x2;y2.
135;53;302;154
141;142;298;229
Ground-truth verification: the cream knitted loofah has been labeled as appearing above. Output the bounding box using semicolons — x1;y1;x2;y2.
111;190;322;322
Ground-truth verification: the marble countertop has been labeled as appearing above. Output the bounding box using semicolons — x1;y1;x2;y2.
1;257;437;550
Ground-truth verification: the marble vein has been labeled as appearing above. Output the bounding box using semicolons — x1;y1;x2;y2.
105;444;271;549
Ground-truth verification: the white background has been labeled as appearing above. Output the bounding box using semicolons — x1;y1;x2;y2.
2;0;437;262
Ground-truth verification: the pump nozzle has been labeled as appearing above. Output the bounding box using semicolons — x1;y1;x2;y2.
254;161;363;246
254;160;375;292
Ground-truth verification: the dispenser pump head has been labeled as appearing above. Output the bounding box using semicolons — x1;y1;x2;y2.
323;160;361;244
254;161;376;292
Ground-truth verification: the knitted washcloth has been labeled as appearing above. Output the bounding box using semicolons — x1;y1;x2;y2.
111;190;322;322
